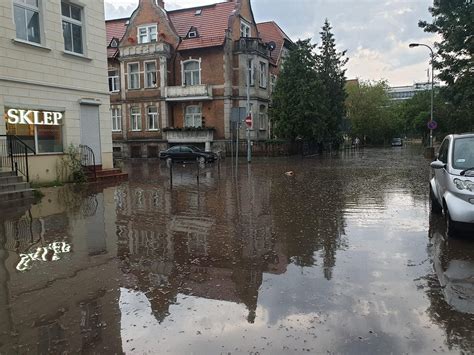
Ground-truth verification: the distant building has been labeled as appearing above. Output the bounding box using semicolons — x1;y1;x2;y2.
387;82;440;101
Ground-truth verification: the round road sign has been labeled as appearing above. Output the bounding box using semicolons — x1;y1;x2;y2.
245;115;252;127
428;120;438;130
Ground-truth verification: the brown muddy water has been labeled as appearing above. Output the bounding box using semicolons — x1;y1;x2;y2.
1;146;473;354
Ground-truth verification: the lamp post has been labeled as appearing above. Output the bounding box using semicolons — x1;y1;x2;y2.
409;43;434;149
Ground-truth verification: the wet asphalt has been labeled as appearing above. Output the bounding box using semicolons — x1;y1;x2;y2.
0;145;473;354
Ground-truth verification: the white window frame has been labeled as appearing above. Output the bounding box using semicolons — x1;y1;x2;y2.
137;24;157;44
184;105;202;128
247;58;255;86
13;0;42;45
127;62;140;90
144;61;157;88
182;59;201;86
111;107;122;132
147;106;159;131
259;105;266;130
130;106;142;131
259;61;267;88
61;1;84;55
240;20;251;38
108;69;120;92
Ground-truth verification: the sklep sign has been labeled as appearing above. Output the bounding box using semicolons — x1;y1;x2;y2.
7;109;63;126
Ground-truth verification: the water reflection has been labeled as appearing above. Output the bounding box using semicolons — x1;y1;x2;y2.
0;147;473;353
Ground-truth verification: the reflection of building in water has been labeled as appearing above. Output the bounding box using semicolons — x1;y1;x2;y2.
0;187;123;354
115;164;288;324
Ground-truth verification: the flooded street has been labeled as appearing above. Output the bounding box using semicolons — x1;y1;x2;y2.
1;146;473;354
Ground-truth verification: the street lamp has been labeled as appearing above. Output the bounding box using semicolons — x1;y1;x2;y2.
409;42;435;149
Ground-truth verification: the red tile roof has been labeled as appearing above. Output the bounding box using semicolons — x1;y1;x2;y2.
106;18;128;58
257;21;291;66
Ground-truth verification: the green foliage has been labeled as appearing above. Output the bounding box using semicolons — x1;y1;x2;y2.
419;0;474;134
346;80;402;144
58;144;86;184
270;20;347;144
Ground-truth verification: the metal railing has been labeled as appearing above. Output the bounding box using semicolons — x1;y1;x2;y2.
79;144;97;181
0;135;36;182
234;37;270;57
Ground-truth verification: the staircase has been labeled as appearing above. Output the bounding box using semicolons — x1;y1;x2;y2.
84;165;129;184
0;169;35;207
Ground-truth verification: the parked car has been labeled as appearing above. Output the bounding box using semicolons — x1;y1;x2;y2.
430;133;474;236
391;137;403;147
159;145;218;163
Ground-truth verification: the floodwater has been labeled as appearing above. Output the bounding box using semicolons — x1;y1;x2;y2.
1;146;473;354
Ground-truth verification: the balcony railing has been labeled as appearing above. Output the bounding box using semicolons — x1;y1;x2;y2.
165;84;213;101
165;128;214;143
234;37;269;57
119;42;171;59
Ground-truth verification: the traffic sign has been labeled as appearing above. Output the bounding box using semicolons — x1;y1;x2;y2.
428;120;438;130
245;115;252;128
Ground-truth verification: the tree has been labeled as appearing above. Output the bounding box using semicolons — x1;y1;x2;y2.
270;39;326;141
419;0;474;133
315;19;348;144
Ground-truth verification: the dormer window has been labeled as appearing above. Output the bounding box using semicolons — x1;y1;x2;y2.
240;20;251;38
109;37;119;48
195;9;202;16
187;27;199;39
138;25;157;44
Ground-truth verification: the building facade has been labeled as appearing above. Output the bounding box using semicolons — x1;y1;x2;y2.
387;82;440;101
106;0;291;158
1;0;113;183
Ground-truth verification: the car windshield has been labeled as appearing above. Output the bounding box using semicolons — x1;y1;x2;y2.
452;137;474;170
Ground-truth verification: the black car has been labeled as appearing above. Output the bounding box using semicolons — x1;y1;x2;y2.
159;145;218;163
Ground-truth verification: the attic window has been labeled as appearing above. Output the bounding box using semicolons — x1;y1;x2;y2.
195;9;202;16
187;27;199;39
109;38;119;48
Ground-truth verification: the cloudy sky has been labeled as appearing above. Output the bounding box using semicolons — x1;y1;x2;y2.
104;0;437;86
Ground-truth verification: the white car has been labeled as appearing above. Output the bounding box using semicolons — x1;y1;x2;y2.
430;133;474;236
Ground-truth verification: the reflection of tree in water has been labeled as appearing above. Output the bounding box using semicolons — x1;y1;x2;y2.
424;215;474;352
270;167;347;279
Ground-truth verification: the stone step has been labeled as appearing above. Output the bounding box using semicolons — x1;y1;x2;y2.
96;168;123;177
0;182;30;193
95;172;129;183
0;175;23;185
0;170;15;178
0;189;34;201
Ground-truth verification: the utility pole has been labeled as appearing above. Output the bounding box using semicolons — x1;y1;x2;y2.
247;55;252;163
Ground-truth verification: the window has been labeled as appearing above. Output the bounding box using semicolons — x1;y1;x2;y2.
183;60;201;86
138;25;157;44
259;62;267;88
187;27;199;39
111;107;122;132
61;2;83;54
13;0;41;44
259;105;266;130
108;70;120;92
128;63;140;89
240;20;251;38
5;108;63;154
247;59;255;86
145;61;157;88
438;139;449;163
453;137;474;170
185;106;202;128
147;106;159;131
130;107;141;131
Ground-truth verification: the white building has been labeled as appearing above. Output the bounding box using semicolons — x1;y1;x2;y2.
387;82;440;101
0;0;113;183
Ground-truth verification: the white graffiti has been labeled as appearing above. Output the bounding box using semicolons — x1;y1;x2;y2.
16;242;72;272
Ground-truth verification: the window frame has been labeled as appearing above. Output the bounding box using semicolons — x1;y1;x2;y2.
259;105;266;131
184;105;202;128
182;59;201;86
130;106;142;131
111;107;122;132
247;58;255;86
127;62;140;90
147;106;159;131
108;69;120;93
13;0;42;45
137;24;157;44
240;20;251;38
144;60;157;88
61;1;84;55
259;61;267;88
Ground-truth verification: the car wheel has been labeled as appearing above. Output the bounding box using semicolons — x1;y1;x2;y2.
430;185;442;214
444;206;457;238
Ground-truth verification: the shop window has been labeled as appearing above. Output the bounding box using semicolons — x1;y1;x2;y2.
182;60;200;86
5;109;63;154
61;2;83;54
184;106;202;128
13;0;41;44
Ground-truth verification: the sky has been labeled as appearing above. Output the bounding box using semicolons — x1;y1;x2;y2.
104;0;438;86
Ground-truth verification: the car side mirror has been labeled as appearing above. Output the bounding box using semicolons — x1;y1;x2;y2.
431;161;446;170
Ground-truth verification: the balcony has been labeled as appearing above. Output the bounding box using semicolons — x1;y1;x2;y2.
165;128;214;146
165;85;213;101
119;42;171;59
234;37;269;57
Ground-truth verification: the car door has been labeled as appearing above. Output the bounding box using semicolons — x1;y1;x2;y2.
436;138;450;204
181;146;194;160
